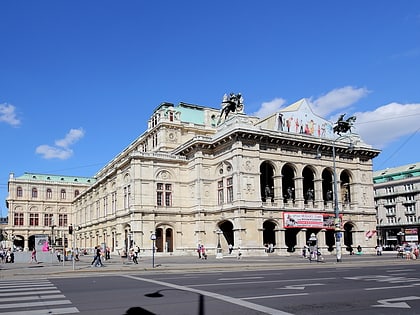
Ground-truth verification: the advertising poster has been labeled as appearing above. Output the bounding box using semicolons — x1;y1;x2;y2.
283;212;340;230
405;228;418;242
35;234;49;252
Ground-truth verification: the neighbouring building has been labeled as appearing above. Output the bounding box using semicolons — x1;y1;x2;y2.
5;96;381;256
5;173;94;250
374;162;420;248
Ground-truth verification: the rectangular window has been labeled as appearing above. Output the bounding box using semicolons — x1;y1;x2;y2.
218;180;224;205
44;213;53;226
32;188;38;198
59;214;68;227
157;183;172;206
14;213;24;226
46;189;52;199
226;177;233;203
29;213;39;226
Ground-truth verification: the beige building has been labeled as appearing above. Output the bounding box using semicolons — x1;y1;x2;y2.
6;97;380;256
374;162;420;248
5;173;94;250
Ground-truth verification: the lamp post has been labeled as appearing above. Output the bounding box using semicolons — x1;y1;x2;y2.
150;233;156;268
332;140;342;262
215;229;223;259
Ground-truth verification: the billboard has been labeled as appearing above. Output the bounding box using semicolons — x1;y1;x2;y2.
283;212;341;230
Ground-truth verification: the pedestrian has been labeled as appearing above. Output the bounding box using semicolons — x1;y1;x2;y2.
30;249;37;263
357;245;362;255
74;248;80;261
132;245;139;264
376;245;383;256
197;244;202;259
91;246;104;267
200;245;207;260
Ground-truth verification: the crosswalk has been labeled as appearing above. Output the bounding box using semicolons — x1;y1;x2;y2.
0;279;79;314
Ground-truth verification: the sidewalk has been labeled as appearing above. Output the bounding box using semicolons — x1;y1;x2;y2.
0;251;410;280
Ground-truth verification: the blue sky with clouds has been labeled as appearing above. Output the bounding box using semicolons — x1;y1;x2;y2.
1;1;420;215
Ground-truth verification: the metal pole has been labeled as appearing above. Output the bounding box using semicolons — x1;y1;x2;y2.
332;141;342;262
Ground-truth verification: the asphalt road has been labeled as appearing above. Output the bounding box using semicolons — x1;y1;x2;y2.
1;257;420;315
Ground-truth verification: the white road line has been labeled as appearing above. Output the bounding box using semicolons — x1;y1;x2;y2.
0;299;71;309
123;274;294;315
0;294;66;303
365;285;420;291
0;290;61;297
242;293;308;300
0;283;55;289
0;307;79;315
218;276;264;281
189;277;336;287
0;285;55;293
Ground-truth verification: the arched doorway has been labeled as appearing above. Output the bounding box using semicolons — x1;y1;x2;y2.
260;162;274;202
302;166;315;204
219;221;234;247
285;229;298;252
340;171;351;203
282;164;295;203
263;221;276;246
155;226;174;253
322;168;333;205
343;222;355;252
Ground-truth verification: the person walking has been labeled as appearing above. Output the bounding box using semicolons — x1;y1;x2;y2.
91;246;104;267
30;249;37;263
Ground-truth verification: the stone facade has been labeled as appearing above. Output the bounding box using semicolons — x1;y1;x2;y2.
5;99;381;257
374;163;420;247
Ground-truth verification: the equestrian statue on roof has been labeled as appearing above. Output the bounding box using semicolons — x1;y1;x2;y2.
333;113;356;135
218;93;244;124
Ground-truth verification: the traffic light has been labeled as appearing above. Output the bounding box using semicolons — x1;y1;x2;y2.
68;224;73;235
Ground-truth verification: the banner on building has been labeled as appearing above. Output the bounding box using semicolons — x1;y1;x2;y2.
405;228;418;242
283;212;341;229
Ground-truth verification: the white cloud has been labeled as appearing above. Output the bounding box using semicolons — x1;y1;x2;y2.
36;128;85;160
251;97;286;117
353;102;420;148
55;128;85;148
35;145;73;160
312;86;370;117
251;86;420;150
0;103;21;126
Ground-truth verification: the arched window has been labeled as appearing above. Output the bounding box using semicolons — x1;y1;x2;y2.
32;188;38;198
17;186;23;197
61;189;66;199
46;188;52;199
74;190;80;197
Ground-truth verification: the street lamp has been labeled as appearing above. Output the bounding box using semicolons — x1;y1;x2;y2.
150;233;157;268
319;115;357;263
215;229;223;259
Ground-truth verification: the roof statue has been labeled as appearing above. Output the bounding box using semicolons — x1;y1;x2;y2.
333;114;356;135
218;93;244;124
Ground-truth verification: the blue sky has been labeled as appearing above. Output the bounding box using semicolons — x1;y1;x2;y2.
1;1;420;216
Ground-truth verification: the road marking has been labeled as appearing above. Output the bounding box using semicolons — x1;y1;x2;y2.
0;285;56;293
0;294;66;303
189;277;335;287
123;274;294;315
365;283;420;291
219;276;264;281
0;307;79;315
0;289;61;297
242;293;308;300
279;283;325;290
0;299;72;309
372;296;420;309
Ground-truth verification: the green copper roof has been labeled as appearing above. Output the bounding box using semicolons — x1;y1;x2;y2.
16;172;95;184
373;162;420;184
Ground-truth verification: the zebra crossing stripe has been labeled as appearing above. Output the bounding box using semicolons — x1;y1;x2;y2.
0;307;79;315
0;289;61;297
0;294;66;303
0;299;72;309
